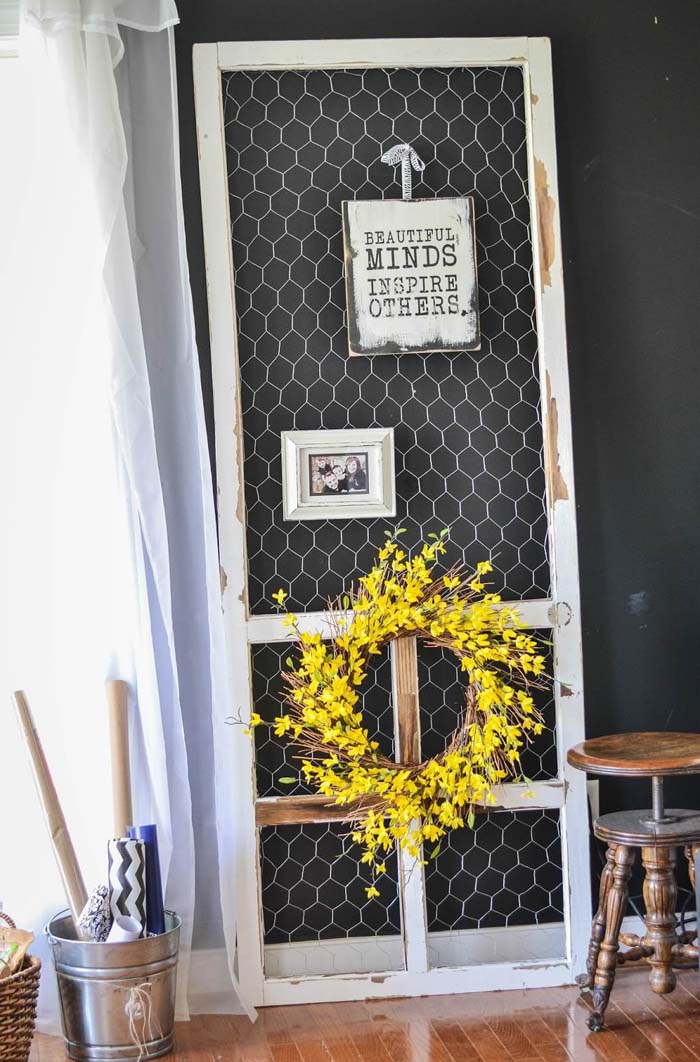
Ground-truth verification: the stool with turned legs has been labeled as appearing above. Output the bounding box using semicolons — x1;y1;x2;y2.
568;733;700;1032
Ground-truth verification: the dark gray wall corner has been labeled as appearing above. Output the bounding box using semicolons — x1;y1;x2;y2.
174;0;700;865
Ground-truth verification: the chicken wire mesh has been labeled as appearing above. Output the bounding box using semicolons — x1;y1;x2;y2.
223;65;550;617
418;634;558;781
260;823;402;953
252;642;395;798
223;63;564;966
425;809;564;935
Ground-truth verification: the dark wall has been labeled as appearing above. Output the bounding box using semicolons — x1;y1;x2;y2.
175;1;700;821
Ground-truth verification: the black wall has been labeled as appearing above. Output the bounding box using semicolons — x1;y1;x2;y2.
175;1;700;822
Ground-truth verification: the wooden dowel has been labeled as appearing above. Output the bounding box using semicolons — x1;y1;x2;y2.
391;636;420;765
106;679;132;837
12;690;88;934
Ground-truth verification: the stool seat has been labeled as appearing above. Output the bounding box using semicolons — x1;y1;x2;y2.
568;732;700;777
594;808;700;846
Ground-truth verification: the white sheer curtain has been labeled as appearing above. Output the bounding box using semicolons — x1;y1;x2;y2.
2;0;244;1029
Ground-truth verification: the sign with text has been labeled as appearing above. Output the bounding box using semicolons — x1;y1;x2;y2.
342;197;480;357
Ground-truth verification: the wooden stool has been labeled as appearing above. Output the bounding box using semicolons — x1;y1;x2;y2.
568;733;700;1032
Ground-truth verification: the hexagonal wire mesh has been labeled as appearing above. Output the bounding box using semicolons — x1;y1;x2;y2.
224;64;564;971
260;822;403;977
425;809;564;967
223;65;550;616
418;633;558;781
253;643;394;798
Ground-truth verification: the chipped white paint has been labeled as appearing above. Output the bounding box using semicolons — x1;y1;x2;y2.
525;37;592;979
194;36;589;1007
247;598;557;644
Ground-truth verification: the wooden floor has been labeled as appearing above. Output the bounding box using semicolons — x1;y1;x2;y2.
30;966;700;1061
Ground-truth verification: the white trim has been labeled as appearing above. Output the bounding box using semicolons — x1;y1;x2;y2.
187;926;568;1008
247;597;558;644
262;956;572;1006
216;38;531;72
160;913;677;1015
194;35;589;1007
525;37;592;979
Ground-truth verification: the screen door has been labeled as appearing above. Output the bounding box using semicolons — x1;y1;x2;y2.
194;36;591;1007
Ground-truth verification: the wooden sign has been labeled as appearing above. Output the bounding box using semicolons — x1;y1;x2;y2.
342;196;480;357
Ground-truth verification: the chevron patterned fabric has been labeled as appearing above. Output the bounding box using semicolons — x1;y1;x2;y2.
108;838;147;938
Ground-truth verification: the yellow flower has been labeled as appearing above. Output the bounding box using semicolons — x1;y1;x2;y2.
365;886;381;899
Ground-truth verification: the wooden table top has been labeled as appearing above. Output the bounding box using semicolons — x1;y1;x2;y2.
567;732;700;777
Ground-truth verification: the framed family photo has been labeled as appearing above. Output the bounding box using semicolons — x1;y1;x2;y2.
281;428;396;521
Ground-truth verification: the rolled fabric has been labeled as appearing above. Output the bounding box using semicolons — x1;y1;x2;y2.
78;884;112;942
127;824;165;935
106;915;142;944
108;838;147;938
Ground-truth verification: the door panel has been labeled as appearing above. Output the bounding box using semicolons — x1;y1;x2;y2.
194;36;591;1006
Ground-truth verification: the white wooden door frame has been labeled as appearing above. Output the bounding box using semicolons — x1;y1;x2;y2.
193;36;591;1008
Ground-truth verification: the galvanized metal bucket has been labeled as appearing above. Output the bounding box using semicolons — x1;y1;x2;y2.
46;909;180;1061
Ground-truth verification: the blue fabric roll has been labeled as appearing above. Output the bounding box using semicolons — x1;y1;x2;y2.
127;823;166;935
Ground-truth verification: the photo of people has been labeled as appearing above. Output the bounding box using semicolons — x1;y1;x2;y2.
309;452;369;496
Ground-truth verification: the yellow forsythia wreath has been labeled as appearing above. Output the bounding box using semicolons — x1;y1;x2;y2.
249;530;548;897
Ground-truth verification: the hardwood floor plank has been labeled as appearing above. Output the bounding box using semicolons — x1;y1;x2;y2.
460;1017;517;1060
538;1043;573;1062
31;972;700;1062
295;1040;333;1062
486;1014;545;1060
376;1022;414;1062
604;1001;678;1061
270;1044;305;1062
429;1018;481;1060
604;972;700;1062
345;1024;396;1062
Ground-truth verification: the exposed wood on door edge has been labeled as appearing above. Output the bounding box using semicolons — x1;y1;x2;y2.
544;371;569;505
535;158;556;292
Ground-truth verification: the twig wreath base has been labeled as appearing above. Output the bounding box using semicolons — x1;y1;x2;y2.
248;530;548;897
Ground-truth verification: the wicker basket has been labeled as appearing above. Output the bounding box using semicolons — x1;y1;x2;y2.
0;913;41;1062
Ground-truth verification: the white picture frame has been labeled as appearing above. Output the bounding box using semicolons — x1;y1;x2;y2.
281;428;396;521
